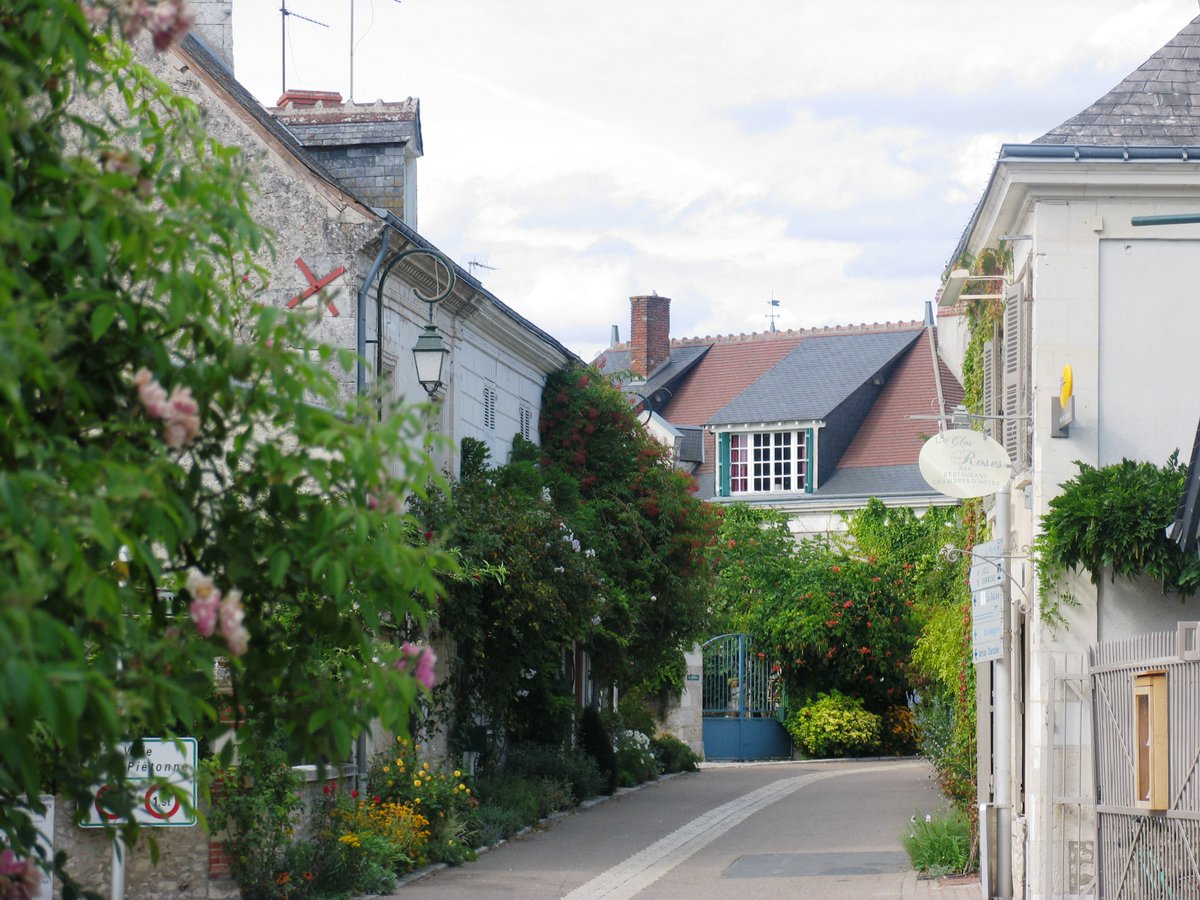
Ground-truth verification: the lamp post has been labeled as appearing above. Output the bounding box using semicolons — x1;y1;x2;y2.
370;246;456;400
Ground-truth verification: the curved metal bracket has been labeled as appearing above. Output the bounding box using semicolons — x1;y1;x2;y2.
375;247;456;323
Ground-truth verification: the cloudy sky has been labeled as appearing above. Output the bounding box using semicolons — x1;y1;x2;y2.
231;0;1199;360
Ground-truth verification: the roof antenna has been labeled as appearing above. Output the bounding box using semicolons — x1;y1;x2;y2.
467;255;497;278
280;1;329;96
767;294;781;333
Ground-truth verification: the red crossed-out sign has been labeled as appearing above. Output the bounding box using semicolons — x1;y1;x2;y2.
287;257;346;316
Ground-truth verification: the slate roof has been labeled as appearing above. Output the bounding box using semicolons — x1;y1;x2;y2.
270;96;424;155
814;464;936;499
839;330;964;469
707;329;922;426
598;343;711;407
595;320;959;505
1036;15;1200;145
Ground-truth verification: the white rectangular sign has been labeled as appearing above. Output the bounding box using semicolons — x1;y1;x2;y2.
969;543;1004;592
972;585;1005;664
974;641;1004;664
81;738;198;828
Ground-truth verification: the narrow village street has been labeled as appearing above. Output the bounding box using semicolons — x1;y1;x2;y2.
392;759;980;900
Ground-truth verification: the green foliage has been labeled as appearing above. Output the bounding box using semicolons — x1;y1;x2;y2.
1035;455;1200;624
901;808;974;876
650;734;701;773
413;437;602;749
0;0;450;872
786;691;881;758
712;503;798;633
470;774;566;844
578;707;618;795
419;362;719;750
206;744;303;900
500;742;603;805
366;737;475;867
613;729;661;787
747;542;916;711
539;365;721;693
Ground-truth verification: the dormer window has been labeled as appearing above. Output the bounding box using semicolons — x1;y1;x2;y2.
718;428;813;496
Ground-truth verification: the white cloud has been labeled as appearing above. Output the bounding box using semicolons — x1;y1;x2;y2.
233;0;1200;360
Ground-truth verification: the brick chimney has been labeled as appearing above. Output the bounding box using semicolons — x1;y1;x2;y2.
629;294;671;378
270;93;424;228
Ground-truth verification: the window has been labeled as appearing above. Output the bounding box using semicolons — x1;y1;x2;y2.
519;404;533;441
720;429;810;496
483;385;497;431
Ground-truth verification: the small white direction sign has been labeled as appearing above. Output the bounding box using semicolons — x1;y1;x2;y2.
974;641;1004;664
972;585;1005;664
81;738;198;828
969;539;1004;592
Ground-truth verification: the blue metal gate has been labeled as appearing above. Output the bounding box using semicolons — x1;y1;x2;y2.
701;633;791;761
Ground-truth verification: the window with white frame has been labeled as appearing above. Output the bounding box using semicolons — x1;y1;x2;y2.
721;429;810;495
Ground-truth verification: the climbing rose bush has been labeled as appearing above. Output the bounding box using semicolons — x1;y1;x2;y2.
0;2;452;890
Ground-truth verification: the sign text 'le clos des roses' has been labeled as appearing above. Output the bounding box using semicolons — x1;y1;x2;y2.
918;428;1012;499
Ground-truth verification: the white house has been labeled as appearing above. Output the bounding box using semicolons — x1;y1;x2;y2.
940;16;1200;897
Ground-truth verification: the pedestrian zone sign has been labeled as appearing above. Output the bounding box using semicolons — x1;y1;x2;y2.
81;738;198;828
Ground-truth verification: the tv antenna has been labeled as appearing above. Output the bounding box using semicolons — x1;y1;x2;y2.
280;1;329;96
467;256;497;277
767;295;781;333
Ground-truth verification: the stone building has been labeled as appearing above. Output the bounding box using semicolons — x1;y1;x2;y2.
53;6;576;897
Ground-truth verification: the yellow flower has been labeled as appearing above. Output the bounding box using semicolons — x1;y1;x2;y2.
339;833;361;847
454;770;461;778
422;762;430;771
382;765;390;773
413;779;421;787
459;783;467;791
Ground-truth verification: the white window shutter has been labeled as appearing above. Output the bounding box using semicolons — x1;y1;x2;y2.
982;339;997;442
1002;282;1030;468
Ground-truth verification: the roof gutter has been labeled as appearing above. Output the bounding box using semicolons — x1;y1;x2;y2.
946;142;1200;274
999;143;1200;162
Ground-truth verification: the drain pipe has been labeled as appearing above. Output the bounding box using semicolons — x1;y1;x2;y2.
354;225;391;792
357;226;393;398
994;485;1013;899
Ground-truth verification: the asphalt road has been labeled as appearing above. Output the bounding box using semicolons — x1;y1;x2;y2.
391;758;951;899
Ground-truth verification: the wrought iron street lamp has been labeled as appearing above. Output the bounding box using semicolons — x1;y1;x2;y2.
371;245;456;399
411;322;449;396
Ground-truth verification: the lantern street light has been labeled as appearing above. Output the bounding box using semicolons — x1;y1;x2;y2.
371;246;456;401
412;322;449;396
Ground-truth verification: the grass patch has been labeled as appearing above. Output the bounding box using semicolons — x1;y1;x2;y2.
901;808;974;876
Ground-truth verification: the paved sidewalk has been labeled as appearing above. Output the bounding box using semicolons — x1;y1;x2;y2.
905;870;981;899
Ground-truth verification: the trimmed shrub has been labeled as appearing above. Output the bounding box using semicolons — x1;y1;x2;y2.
503;741;604;803
650;734;701;773
786;691;882;758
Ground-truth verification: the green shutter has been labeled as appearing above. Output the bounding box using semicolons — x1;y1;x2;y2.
718;432;730;497
804;429;813;492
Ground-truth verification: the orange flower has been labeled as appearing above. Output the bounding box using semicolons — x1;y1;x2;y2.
276;871;290;885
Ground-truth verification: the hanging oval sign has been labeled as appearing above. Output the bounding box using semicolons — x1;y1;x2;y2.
919;428;1012;499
